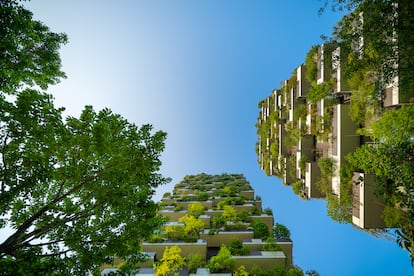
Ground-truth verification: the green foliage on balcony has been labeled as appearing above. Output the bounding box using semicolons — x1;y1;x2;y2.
318;157;335;177
212;215;226;230
305;45;319;84
188;202;206;218
225;222;250;231
262;208;272;216
153;246;185;276
263;237;282;252
207;246;235;273
217;197;246;208
308;79;335;104
292;180;306;199
273;223;291;240
186;254;205;274
147;234;165;243
252;220;270;239
238;210;253;223
229;238;249;256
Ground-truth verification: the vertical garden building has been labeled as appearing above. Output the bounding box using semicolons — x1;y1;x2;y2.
140;173;293;275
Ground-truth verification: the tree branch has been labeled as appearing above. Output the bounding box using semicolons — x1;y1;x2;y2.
0;155;135;257
0;131;10;193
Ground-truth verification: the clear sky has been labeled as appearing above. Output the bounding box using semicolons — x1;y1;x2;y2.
25;1;413;275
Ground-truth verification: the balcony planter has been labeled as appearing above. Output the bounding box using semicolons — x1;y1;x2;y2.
142;239;207;260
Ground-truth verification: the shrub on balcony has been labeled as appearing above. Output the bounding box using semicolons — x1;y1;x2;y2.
317;157;335;177
207;245;235;273
251;206;260;215
212;215;226;230
308;80;335;104
222;205;237;221
208;229;217;235
273;223;291;240
164;224;185;241
224;222;249;231
153;246;185;276
263;237;282;251
263;208;273;216
292;180;306;199
186;254;205;273
218;197;245;208
233;196;246;205
179;215;205;237
189;183;201;190
234;265;249;276
188;202;205;218
147;234;164;243
229;238;249;256
197;192;209;201
252;220;270;239
237;210;252;223
182;235;198;243
326;194;351;224
305;45;318;84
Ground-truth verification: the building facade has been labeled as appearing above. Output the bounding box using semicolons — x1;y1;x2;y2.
102;173;294;275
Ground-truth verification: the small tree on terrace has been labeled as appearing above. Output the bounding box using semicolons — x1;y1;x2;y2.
154;246;185;276
273;223;291;240
222;205;237;222
186;254;205;274
252;220;270;239
178;215;205;237
188;202;205;218
212;214;226;230
164;224;185;241
207;245;235;273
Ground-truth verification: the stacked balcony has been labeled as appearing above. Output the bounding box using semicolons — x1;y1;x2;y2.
256;42;390;227
139;173;293;274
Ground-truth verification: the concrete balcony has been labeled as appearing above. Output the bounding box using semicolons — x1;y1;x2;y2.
142;239;207;261
200;230;254;247
352;172;386;229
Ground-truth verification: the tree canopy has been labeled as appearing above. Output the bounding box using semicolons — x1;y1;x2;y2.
0;90;169;274
0;1;170;274
0;0;67;94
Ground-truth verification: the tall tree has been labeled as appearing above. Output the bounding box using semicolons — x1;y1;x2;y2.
0;90;170;274
0;2;170;273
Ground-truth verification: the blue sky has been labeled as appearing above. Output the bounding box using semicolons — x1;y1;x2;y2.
25;1;413;275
